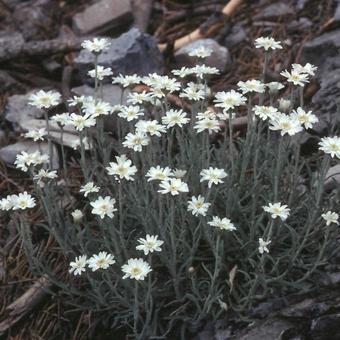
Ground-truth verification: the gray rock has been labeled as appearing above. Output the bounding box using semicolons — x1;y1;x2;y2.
0;71;20;92
0;31;24;61
0;141;59;169
254;3;294;20
309;56;340;118
224;23;247;48
4;91;44;130
13;0;61;41
71;84;129;105
288;18;312;32
0;130;7;147
73;0;133;35
74;28;163;84
325;164;340;191
303;30;340;68
175;39;231;72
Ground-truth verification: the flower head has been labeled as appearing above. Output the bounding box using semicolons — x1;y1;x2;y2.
188;45;213;58
88;65;113;80
71;209;83;223
24;128;47;142
280;69;309;87
106;155;137;181
122;131;149;152
194;118;220;134
162;109;189;128
122;258;152;280
69;255;87;276
269;113;303;136
208;216;236;231
88;252;115;271
158;178;189;195
12;192;36;210
263;202;290;221
81;38;111;53
146;166;173;181
90;196;117;219
290;107;318;130
80;182;100;197
214;90;246;112
238;80;265;94
321;211;339;226
255;37;282;50
319;136;340;159
258;238;271;254
29;90;61;109
200;167;227;188
187;195;211;216
136;235;164;255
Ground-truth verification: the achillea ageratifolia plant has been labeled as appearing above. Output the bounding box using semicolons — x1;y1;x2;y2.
2;36;340;338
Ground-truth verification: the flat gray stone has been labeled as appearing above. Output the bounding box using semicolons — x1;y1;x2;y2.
4;91;44;129
175;39;231;72
0;141;59;169
0;31;24;61
254;3;294;20
73;0;133;35
74;28;163;84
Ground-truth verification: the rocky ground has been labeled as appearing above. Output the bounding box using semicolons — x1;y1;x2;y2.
1;0;340;339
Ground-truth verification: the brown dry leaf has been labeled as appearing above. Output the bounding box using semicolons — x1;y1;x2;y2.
228;264;238;293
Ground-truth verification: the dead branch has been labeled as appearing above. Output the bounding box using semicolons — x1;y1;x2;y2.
0;39;81;64
0;275;51;334
158;0;243;52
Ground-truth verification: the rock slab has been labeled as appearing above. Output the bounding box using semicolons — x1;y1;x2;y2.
74;28;163;83
73;0;133;35
175;39;231;72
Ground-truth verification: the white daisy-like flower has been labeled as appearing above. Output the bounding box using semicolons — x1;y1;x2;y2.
162;109;190;128
122;258;152;280
24;128;47;142
158;178;189;195
90;196;117;219
83;100;113;118
69;255;88;276
290;107;318;129
172;169;187;178
136;234;164;255
319;136;340;159
258;238;271;254
237;79;266;94
33;169;57;187
14;151;49;172
106;154;137;181
171;67;193;78
88;251;115;271
136;120;166;137
146;75;181;93
208;216;236;231
194;118;220;134
51;113;71;126
112;74;141;88
263;202;290;221
67;95;86;107
0;196;15;211
179;85;206;101
118;105;144;121
88;65;113;80
321;211;339;226
266;82;285;94
192;64;220;79
188;45;213;58
122;131;150;152
80;182;100;197
280;70;309;87
292;63;317;76
200;167;228;188
255;36;282;50
197;109;217;120
269;113;303;136
11;192;36;210
214;90;247;112
127;91;153;105
253;105;279;121
146;166;173;182
29;89;61;109
69;113;96;131
71;209;83;223
187;195;211;216
81;38;111;53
